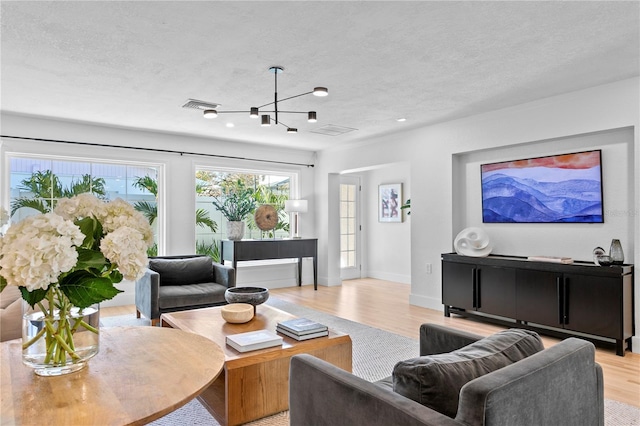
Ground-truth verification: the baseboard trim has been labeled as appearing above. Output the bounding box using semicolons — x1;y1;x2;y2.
366;270;411;284
409;293;443;311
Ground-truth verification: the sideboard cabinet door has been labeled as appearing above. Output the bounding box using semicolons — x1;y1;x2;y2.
564;273;621;339
515;269;563;328
442;261;516;317
442;261;475;311
478;266;516;318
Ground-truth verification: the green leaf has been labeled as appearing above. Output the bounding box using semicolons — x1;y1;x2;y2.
20;287;48;308
196;208;218;232
75;248;107;271
60;271;122;308
133;201;157;225
108;269;123;284
76;216;103;249
0;276;6;293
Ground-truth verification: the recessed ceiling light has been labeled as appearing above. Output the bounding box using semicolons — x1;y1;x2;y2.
226;123;235;128
397;118;407;122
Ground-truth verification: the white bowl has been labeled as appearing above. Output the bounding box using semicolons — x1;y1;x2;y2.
221;303;254;323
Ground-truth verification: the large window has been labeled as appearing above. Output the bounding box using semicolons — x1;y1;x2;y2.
7;156;160;250
195;168;293;261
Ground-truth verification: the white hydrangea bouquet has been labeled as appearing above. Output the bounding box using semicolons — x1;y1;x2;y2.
0;193;154;371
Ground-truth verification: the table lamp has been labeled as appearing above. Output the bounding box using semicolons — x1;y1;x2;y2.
284;199;308;239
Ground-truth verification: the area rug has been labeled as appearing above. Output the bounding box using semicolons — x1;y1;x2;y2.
102;298;640;425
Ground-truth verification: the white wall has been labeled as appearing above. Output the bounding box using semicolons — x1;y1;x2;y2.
0;113;317;306
360;164;411;283
314;77;640;352
454;127;633;258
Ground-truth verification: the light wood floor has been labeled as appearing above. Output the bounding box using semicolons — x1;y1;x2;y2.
104;278;640;408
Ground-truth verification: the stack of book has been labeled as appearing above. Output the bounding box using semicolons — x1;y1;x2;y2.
276;318;329;341
527;255;574;264
226;329;283;352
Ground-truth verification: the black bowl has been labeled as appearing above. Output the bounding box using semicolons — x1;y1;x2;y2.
224;287;270;306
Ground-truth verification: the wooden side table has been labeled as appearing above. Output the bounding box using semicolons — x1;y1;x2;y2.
1;326;225;425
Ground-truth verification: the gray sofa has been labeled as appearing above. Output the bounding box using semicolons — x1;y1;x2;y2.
135;255;236;325
290;324;604;426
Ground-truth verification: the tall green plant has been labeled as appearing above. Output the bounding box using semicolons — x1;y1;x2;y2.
11;170;106;215
196;239;220;263
132;175;217;233
132;176;159;225
211;180;257;222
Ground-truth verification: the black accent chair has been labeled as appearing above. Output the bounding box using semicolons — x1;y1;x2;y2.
135;255;235;325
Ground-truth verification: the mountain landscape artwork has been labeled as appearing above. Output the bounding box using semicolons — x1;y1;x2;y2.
481;150;603;223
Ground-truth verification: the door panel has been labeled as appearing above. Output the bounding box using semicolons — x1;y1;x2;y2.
340;177;360;280
477;266;516;318
442;262;475;310
516;269;563;328
565;274;620;338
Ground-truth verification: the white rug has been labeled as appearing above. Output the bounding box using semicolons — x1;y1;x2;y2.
102;298;640;426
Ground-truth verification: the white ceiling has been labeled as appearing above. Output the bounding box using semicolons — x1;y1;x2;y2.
1;1;638;152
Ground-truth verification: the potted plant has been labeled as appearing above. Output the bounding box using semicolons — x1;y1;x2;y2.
211;180;257;241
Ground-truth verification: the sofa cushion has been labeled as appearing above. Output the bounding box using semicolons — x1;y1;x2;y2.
149;256;214;286
392;328;543;418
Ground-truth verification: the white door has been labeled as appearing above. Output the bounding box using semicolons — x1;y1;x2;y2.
340;176;361;280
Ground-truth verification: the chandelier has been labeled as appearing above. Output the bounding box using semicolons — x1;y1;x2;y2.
191;66;328;134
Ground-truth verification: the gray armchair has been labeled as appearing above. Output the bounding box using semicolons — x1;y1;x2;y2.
290;324;604;426
135;255;235;325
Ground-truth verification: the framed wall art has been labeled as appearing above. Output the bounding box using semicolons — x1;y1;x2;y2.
379;183;402;222
481;150;603;223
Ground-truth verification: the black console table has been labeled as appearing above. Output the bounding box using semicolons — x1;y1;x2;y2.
221;239;318;290
442;253;634;356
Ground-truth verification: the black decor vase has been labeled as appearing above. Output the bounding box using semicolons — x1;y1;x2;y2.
609;239;624;265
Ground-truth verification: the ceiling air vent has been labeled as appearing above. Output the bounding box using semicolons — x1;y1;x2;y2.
310;124;358;136
182;99;221;110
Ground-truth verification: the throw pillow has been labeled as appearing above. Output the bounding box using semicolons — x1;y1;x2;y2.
149;256;214;286
392;328;543;418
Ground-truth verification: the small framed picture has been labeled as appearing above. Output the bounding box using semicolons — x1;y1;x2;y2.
379;183;402;222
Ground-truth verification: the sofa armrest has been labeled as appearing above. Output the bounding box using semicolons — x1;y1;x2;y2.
134;268;160;320
213;262;236;288
456;338;604;426
419;324;483;356
289;354;462;426
0;297;22;342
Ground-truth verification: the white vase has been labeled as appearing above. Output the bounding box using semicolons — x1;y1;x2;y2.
227;221;245;241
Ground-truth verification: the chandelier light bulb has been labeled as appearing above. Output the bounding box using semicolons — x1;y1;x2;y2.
261;115;271;126
203;109;218;119
308;111;317;123
250;107;259;118
313;87;328;97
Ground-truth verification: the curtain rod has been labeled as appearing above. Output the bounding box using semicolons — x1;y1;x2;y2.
0;135;315;168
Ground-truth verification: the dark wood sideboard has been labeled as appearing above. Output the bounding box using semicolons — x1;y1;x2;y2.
441;253;635;356
221;239;318;290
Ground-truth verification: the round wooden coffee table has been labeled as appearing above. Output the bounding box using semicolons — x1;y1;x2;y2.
1;326;225;425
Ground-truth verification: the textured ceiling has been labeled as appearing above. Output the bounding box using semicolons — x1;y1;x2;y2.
1;1;638;152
